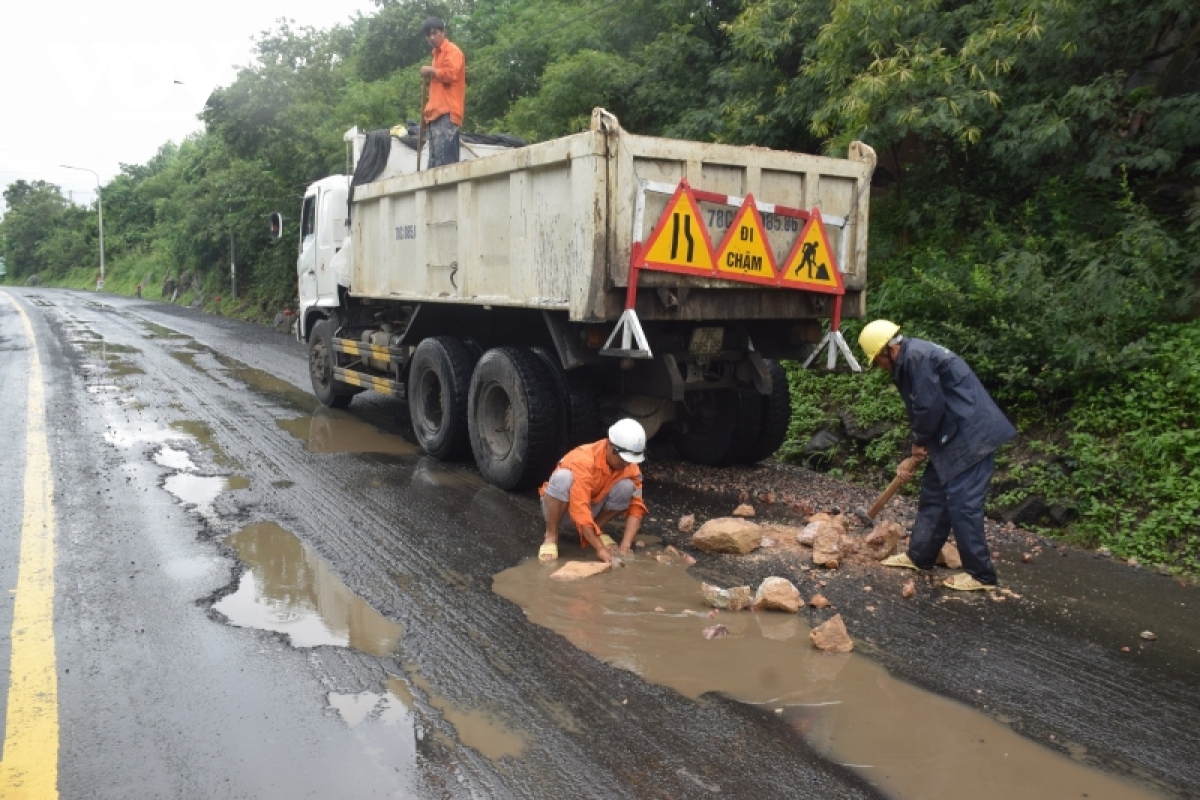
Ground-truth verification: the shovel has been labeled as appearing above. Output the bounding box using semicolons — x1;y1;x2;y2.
852;457;921;526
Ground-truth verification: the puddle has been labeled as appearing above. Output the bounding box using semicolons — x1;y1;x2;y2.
169;420;236;468
163;473;248;513
328;686;413;728
494;551;1161;800
139;321;192;340
155;446;196;471
410;670;529;760
215;522;402;657
105;425;186;449
277;410;418;456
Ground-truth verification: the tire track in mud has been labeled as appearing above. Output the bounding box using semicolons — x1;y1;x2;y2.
72;300;879;798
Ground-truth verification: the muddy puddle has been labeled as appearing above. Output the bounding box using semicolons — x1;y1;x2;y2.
277;409;419;456
217;522;531;760
494;550;1162;800
216;522;403;656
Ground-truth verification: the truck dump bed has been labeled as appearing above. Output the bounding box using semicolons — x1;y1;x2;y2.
349;110;875;324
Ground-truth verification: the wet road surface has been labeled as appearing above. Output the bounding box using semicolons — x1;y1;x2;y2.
0;287;1196;798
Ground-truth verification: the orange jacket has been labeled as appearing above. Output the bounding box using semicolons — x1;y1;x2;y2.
540;439;648;546
424;39;465;126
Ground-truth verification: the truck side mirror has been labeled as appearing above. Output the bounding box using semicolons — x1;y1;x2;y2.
269;212;284;240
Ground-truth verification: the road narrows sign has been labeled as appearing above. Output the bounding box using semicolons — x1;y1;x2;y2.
781;210;842;293
641;182;715;275
712;195;778;286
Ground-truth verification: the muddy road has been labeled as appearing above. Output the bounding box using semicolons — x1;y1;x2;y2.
0;287;1195;799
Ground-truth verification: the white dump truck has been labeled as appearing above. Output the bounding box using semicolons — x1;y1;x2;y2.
284;109;875;490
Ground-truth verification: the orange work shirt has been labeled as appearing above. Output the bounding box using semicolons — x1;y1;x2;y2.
424;39;465;126
540;439;648;546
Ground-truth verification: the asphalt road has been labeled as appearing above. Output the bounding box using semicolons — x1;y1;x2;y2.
0;287;1195;799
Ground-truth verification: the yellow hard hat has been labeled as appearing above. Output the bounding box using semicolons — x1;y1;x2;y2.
858;319;901;363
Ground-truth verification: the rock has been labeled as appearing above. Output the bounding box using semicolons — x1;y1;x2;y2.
551;561;611;581
803;428;843;458
654;606;665;613
1000;495;1047;527
664;545;684;559
702;625;729;640
809;594;830;609
797;522;820;546
732;503;756;518
635;540;646;548
839;535;860;555
692;518;762;555
1097;547;1112;557
678;514;696;533
808;512;849;536
1048;503;1077;527
1127;557;1139;567
24;274;42;287
864;520;903;560
655;554;674;565
753;577;803;613
1140;630;1157;641
1021;552;1034;563
901;579;916;599
1120;646;1131;653
811;523;842;568
761;492;777;504
809;614;854;653
761;537;777;548
838;409;895;442
936;541;962;569
701;583;754;611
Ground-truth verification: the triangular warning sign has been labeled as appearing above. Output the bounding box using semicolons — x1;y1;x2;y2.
712;195;778;286
781;210;843;294
640;181;715;276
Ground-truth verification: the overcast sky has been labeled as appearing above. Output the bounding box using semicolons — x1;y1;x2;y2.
0;0;378;210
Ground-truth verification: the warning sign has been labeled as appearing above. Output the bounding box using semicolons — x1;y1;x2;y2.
712;195;778;286
641;182;715;275
781;211;842;293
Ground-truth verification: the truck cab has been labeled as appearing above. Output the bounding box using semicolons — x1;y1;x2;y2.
297;175;350;330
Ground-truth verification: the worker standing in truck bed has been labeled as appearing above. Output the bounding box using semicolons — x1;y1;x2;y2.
419;16;465;168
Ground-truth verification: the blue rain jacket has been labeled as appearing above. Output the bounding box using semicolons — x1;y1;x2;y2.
893;338;1016;484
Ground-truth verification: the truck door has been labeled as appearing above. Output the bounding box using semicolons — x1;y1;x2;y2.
315;182;348;302
297;193;318;310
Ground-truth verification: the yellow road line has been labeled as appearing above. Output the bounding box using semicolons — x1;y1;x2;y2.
0;293;59;798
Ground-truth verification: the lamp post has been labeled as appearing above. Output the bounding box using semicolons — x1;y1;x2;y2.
61;164;104;290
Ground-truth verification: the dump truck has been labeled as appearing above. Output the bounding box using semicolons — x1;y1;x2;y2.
285;109;875;490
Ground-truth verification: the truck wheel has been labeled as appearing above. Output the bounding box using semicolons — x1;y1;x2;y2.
468;347;562;491
671;388;762;466
531;348;601;452
309;319;356;409
742;359;792;464
409;336;477;460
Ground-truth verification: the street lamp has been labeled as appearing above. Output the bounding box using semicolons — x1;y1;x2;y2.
60;164;105;290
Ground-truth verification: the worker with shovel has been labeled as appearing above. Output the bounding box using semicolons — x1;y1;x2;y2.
538;419;648;565
419;16;466;168
858;320;1016;591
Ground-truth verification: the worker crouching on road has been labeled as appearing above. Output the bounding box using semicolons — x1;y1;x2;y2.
538;419;648;564
858;320;1016;591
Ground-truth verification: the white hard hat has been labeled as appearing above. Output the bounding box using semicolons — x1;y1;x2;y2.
608;418;646;463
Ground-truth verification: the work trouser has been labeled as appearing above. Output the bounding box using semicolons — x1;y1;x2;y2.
907;453;997;584
541;469;636;522
427;114;460;168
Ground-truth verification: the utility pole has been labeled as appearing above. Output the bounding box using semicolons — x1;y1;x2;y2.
61;165;104;289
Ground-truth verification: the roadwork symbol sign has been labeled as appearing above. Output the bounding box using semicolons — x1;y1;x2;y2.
713;195;778;286
641;182;715;275
781;210;842;293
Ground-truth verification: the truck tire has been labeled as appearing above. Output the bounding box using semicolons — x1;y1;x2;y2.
468;347;562;491
531;348;601;452
671;388;762;466
309;319;356;409
409;336;477;460
742;359;792;464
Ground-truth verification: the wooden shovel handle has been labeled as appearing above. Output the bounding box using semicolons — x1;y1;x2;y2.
867;473;910;520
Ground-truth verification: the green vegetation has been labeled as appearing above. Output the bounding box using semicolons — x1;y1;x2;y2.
1;0;1197;569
